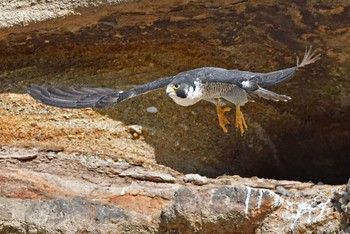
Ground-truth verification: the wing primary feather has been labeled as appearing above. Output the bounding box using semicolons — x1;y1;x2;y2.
25;76;174;109
25;85;122;109
251;46;320;87
296;46;321;68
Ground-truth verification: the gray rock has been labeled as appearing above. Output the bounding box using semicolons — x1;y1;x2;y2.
119;167;176;183
160;186;282;234
183;173;209;185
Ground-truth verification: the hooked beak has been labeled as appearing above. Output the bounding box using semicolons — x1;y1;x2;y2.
166;86;175;96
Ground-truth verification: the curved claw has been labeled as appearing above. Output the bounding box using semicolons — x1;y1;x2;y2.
235;105;248;135
216;105;231;133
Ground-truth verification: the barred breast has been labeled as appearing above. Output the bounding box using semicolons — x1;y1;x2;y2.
201;83;236;98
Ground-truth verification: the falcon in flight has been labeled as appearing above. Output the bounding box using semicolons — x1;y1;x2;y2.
26;47;320;135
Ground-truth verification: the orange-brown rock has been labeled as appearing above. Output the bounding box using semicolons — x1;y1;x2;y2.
0;0;349;233
0;93;348;233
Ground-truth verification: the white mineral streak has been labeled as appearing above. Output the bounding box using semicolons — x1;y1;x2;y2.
257;189;264;209
284;195;332;232
245;187;282;216
245;187;252;216
120;187;126;195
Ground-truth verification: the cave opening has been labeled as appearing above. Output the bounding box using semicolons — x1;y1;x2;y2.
0;2;349;186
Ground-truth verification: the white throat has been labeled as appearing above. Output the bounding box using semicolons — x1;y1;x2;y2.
169;80;203;106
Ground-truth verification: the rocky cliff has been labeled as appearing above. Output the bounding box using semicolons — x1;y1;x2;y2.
0;0;349;233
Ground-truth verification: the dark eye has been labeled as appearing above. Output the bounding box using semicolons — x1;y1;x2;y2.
174;84;180;89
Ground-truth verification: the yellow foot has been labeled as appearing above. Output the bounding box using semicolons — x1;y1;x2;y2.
235;106;248;135
216;105;231;133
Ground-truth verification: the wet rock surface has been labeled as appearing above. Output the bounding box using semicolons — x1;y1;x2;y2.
0;0;349;233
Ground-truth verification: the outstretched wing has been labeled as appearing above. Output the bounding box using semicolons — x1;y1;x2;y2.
189;47;320;91
233;47;320;101
243;46;321;87
249;46;320;87
188;47;319;102
25;85;122;108
25;76;174;109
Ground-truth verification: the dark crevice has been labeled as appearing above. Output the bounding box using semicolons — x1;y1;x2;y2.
1;0;349;186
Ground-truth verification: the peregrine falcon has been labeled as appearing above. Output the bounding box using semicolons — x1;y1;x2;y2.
25;47;320;134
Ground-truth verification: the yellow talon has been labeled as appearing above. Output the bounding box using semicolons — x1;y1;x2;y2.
235;105;248;135
216;105;231;133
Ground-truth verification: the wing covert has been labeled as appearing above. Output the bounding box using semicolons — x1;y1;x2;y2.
118;76;174;102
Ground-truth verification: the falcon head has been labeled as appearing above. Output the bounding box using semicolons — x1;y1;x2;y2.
166;77;202;106
166;83;191;98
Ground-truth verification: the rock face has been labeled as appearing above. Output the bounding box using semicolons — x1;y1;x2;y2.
0;145;347;233
0;0;349;184
0;0;349;233
160;186;282;234
0;93;348;233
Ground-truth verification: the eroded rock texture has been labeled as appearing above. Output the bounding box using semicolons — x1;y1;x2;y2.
0;141;346;233
0;0;349;233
